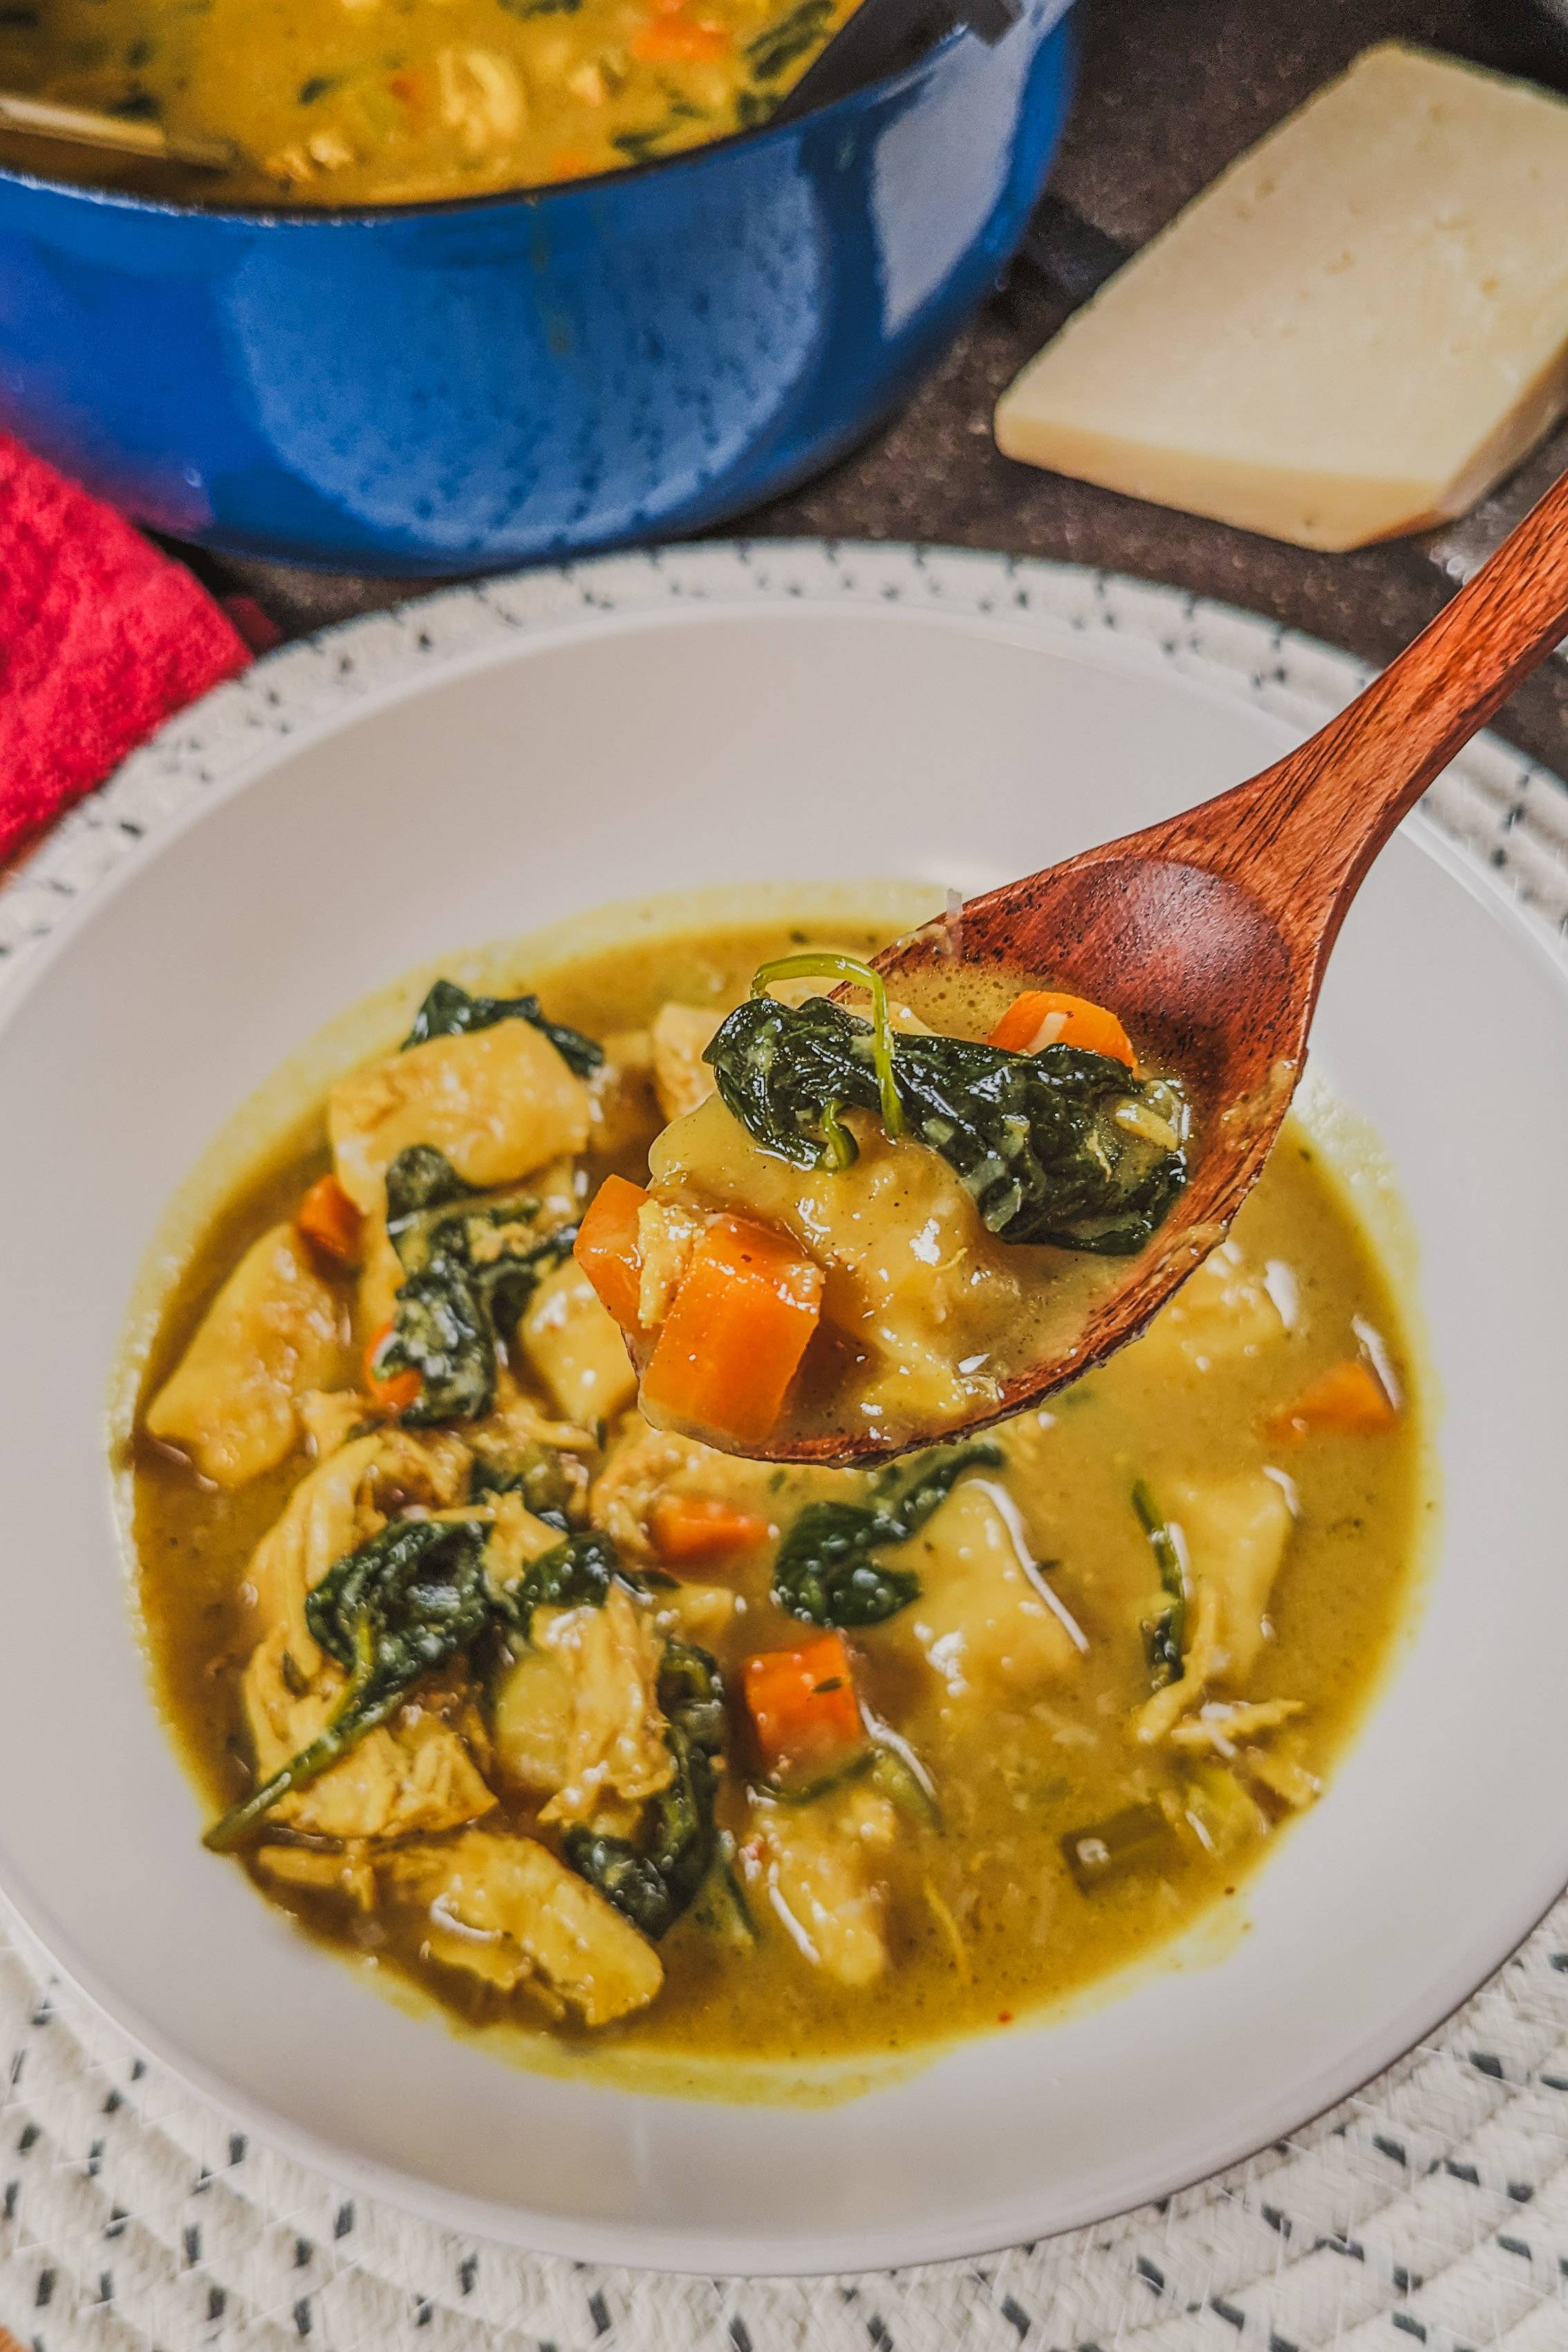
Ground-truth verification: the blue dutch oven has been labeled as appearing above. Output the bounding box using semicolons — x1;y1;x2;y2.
0;0;1072;574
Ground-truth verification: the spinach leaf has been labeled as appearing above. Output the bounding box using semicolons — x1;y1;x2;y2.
503;1527;624;1636
563;1640;727;1939
377;1262;495;1425
375;1146;578;1425
1132;1479;1186;1689
204;1519;492;1851
772;1440;1002;1625
402;978;602;1078
746;0;832;78
704;986;1188;1253
469;1439;575;1518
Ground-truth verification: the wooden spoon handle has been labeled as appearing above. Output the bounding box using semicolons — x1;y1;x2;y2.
1165;466;1568;949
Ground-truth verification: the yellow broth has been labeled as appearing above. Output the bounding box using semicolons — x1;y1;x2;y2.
0;0;857;205
127;909;1426;2083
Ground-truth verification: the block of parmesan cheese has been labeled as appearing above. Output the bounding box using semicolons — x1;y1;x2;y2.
995;44;1568;550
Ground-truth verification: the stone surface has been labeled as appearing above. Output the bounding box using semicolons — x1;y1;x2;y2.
193;0;1568;774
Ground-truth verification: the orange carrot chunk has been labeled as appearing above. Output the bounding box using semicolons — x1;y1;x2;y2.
296;1173;364;1268
988;988;1137;1070
1267;1358;1397;1441
364;1321;422;1414
642;1214;823;1446
574;1174;651;1332
632;17;730;58
651;1491;770;1565
743;1631;863;1781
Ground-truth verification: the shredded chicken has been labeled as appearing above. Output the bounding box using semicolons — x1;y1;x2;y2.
635;1198;704;1327
1135;1473;1293;1744
383;1830;662;2024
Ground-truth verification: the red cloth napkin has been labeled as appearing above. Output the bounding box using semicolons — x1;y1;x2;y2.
0;433;262;864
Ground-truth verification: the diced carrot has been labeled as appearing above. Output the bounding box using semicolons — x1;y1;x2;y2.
1267;1358;1397;1441
548;147;593;179
296;1173;364;1268
988;989;1136;1070
643;1214;823;1446
651;1491;770;1565
364;1320;422;1414
574;1175;650;1332
632;17;730;58
743;1631;863;1780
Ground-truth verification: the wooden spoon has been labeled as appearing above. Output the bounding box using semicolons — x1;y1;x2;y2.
774;465;1568;1465
0;90;235;169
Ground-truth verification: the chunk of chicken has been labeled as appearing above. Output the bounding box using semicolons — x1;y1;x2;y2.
1135;1472;1293;1743
649;1096;1022;1432
254;1842;375;1909
296;1388;367;1461
328;1021;590;1215
650;1003;721;1122
384;1829;662;2025
518;1259;637;1426
491;1585;672;1825
145;1224;348;1486
1129;1240;1287;1378
904;1478;1085;1701
435;45;525;155
243;1629;495;1840
747;1786;896;1988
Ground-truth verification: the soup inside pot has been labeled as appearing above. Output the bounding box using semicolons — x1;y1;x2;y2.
0;0;861;203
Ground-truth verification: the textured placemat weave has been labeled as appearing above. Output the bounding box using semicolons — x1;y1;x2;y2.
3;545;1567;2352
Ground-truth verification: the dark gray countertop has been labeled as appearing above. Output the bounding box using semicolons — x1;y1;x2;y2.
200;0;1568;777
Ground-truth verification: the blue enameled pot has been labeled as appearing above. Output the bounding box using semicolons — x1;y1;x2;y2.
0;0;1072;574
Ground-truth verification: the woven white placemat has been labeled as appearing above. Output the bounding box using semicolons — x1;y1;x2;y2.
3;543;1567;2352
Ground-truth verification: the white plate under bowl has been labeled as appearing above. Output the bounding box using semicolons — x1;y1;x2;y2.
0;544;1564;2278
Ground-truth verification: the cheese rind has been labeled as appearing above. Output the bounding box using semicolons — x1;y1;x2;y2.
994;44;1568;550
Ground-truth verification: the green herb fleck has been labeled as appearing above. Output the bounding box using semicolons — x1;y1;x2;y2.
1132;1478;1186;1690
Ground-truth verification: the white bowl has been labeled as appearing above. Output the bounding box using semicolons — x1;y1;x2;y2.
0;548;1565;2276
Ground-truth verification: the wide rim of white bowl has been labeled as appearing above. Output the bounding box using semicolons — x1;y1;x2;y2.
1;541;1566;2277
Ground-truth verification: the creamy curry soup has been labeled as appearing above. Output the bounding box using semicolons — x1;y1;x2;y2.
0;0;857;204
126;904;1424;2082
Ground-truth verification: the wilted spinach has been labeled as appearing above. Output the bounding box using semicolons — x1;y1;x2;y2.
402;978;602;1078
745;0;832;78
772;1441;1002;1626
204;1518;493;1851
373;1146;577;1424
1132;1479;1186;1689
563;1640;727;1939
206;1512;648;1851
504;1527;628;1636
469;1439;575;1519
704;960;1188;1253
